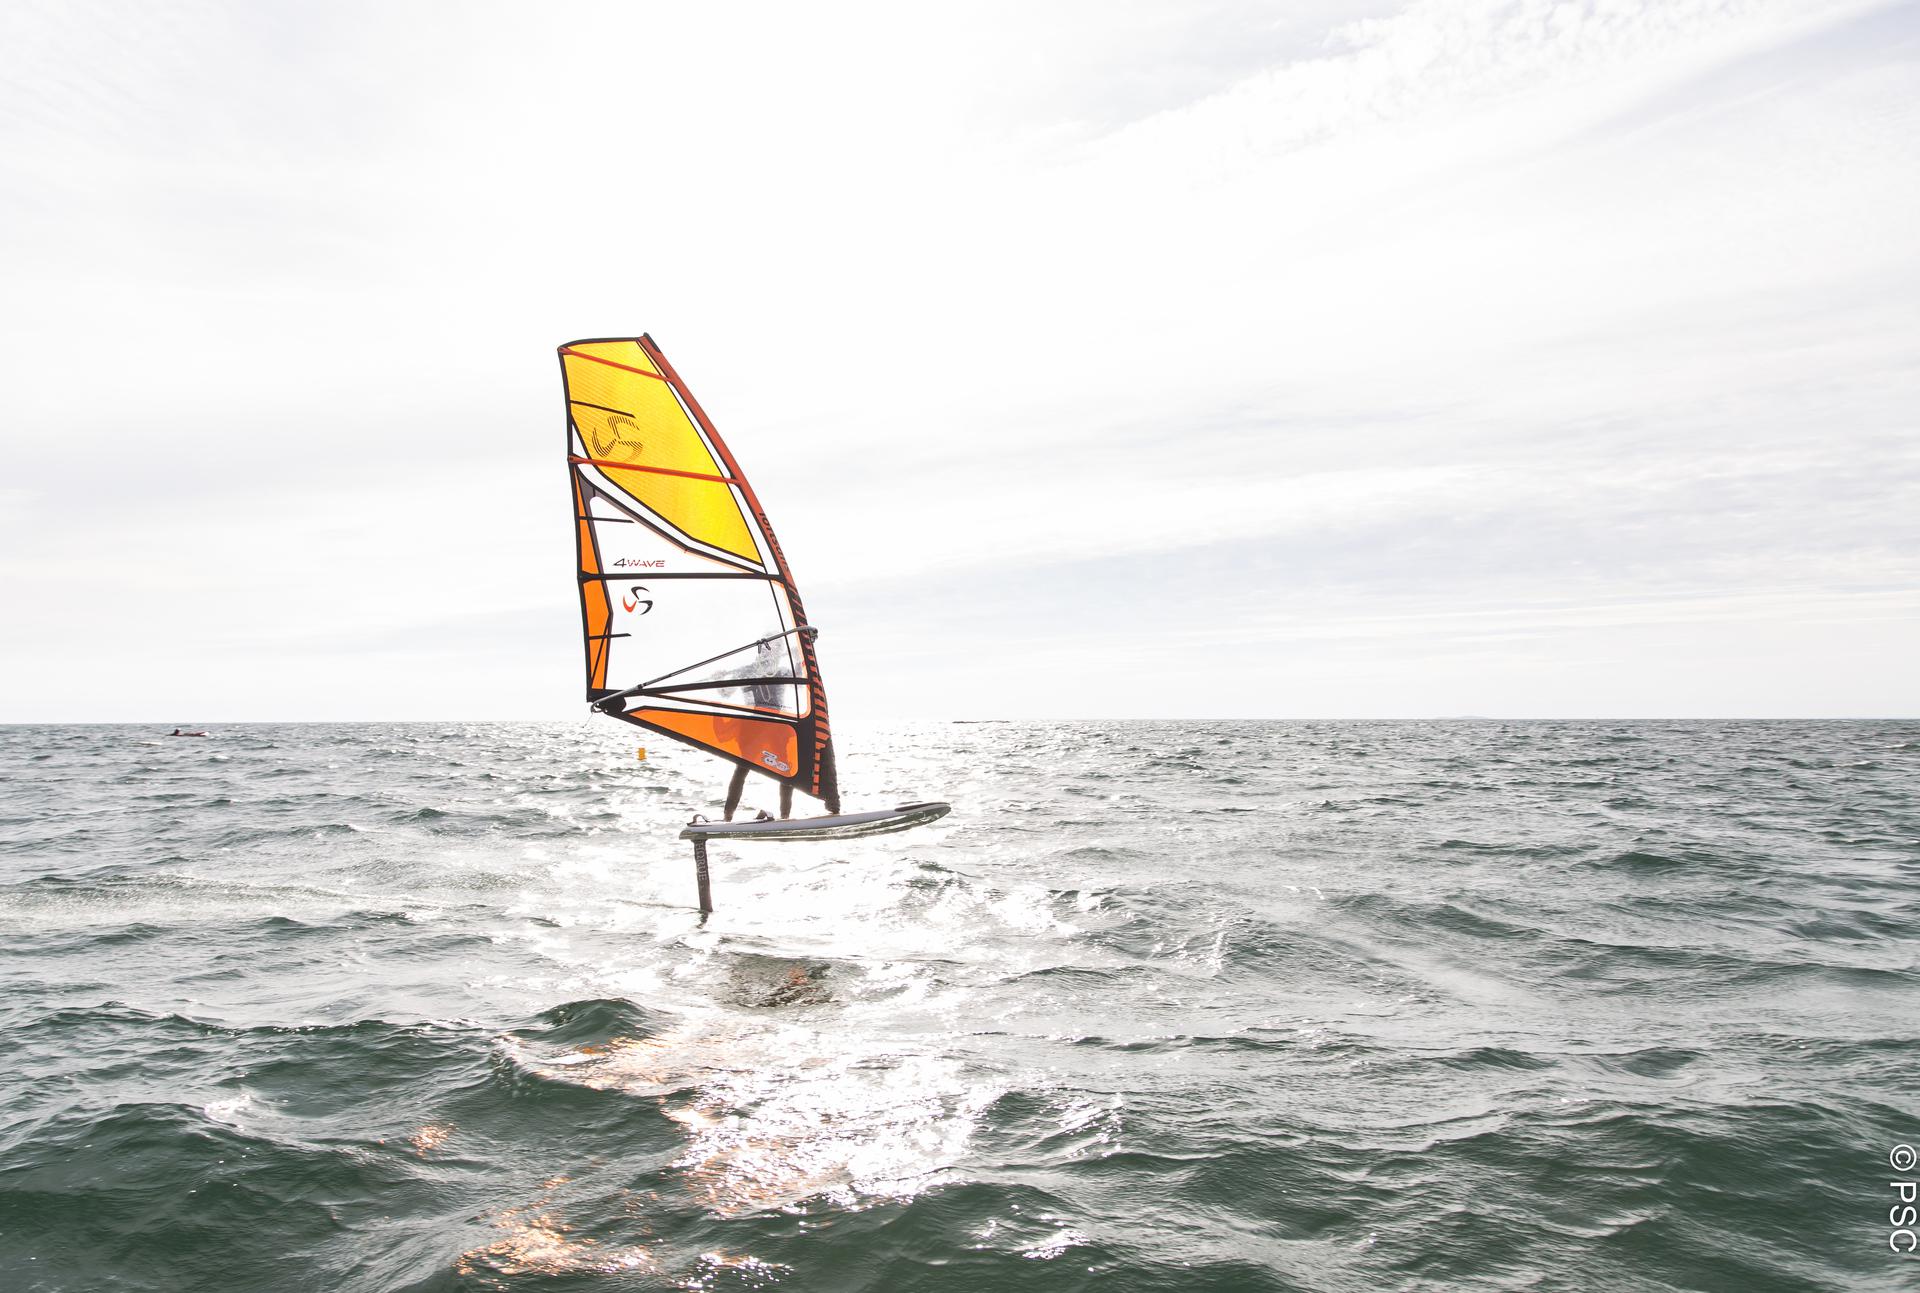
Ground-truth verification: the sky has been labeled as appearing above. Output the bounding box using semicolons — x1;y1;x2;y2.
1;0;1916;721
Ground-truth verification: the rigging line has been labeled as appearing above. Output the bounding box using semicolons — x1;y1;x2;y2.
574;471;768;577
568;398;635;418
597;626;820;702
578;572;773;581
569;455;739;484
605;691;802;720
641;675;806;697
640;626;816;689
560;347;673;383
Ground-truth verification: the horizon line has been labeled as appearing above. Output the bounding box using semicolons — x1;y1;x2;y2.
3;716;1916;726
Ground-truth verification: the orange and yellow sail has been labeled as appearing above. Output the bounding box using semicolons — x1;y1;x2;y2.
560;336;837;807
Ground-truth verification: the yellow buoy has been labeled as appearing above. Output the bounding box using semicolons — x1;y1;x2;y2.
636;747;648;761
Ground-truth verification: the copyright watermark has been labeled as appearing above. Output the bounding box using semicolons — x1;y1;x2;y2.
1891;1144;1919;1254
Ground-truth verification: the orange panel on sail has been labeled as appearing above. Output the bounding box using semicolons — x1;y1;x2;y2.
634;708;800;779
574;477;610;691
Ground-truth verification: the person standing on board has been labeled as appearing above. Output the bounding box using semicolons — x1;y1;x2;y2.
723;638;797;821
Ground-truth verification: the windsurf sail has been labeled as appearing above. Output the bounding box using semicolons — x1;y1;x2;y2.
560;336;837;809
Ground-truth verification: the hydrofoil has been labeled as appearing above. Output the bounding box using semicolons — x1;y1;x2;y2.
683;801;950;843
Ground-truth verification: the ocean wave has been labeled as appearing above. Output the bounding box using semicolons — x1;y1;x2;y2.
2;719;1916;1291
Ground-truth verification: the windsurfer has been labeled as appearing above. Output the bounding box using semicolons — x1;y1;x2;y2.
722;761;795;820
747;638;786;710
721;640;797;820
723;763;749;820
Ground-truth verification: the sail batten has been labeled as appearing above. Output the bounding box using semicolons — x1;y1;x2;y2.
561;335;836;804
570;453;740;485
559;345;673;383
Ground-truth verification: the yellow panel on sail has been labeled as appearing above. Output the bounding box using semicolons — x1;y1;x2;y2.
562;344;757;561
566;364;719;474
621;472;755;561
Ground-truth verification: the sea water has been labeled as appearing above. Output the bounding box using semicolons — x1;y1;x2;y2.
1;720;1915;1292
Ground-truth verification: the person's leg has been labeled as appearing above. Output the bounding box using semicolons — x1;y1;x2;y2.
819;746;841;816
723;763;749;820
779;782;793;819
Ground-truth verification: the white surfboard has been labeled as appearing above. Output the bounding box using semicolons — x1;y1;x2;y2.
680;801;950;843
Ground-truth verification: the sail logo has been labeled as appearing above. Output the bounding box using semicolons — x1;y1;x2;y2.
621;586;653;614
612;558;664;569
586;414;643;459
760;751;792;773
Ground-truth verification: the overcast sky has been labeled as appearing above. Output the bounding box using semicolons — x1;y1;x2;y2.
2;0;1916;721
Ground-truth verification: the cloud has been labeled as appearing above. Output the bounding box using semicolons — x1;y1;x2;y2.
0;0;1914;718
